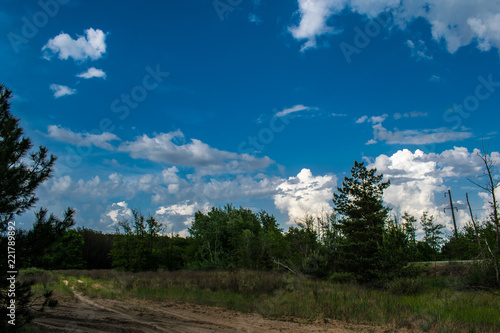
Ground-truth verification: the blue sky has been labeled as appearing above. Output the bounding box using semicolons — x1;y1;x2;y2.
2;0;499;236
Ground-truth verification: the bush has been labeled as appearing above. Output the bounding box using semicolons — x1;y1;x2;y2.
388;277;426;296
328;272;356;284
466;260;499;289
398;264;425;278
19;268;56;287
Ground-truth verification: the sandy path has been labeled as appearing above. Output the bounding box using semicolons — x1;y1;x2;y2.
32;282;415;332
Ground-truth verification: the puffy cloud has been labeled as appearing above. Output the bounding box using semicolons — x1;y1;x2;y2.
355;115;368;123
100;201;132;228
49;84;76;98
289;0;347;51
77;67;106;79
274;168;337;224
47;125;120;150
369;147;498;234
290;0;500;55
118;130;273;174
193;174;281;204
478;185;500;221
49;175;72;194
42;28;107;61
43;173;149;205
156;201;211;232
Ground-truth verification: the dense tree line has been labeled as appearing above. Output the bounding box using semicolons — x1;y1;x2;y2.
13;160;495;285
6;160;500;283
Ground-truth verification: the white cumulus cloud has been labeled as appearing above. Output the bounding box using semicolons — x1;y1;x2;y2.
101;201;133;228
118;130;273;175
290;0;500;55
77;67;106;79
47;125;120;150
289;0;347;51
49;84;76;98
42;28;107;61
369;147;498;234
274;168;337;224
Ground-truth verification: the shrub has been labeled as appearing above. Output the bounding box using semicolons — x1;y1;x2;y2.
19;268;56;287
466;260;499;289
398;264;425;278
328;272;356;284
388;277;425;296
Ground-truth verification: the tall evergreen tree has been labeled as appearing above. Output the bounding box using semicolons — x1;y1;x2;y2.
25;208;77;269
0;84;56;230
420;211;445;253
0;84;56;330
333;161;390;282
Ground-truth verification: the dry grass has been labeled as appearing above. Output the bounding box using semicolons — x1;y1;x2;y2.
44;269;500;332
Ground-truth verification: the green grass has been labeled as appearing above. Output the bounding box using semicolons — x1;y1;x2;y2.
24;269;500;332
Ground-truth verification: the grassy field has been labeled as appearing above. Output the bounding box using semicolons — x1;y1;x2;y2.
20;266;500;333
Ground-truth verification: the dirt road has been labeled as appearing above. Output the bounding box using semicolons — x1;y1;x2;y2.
33;286;414;332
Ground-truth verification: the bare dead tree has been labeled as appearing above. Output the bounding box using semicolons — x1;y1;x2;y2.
467;142;500;286
468;142;500;254
466;192;499;284
466;193;483;254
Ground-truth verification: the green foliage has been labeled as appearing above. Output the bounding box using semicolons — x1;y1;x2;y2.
401;212;418;261
328;272;356;284
388;277;426;296
414;241;436;261
0;84;56;230
157;235;189;271
0;84;57;330
284;223;320;272
188;204;282;270
24;207;77;269
467;259;500;288
77;227;114;269
333;161;391;282
441;226;481;260
379;218;411;279
111;209;168;271
420;211;445;253
52;230;85;269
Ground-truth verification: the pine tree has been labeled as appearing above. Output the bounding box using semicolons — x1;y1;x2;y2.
0;84;56;330
333;161;390;282
420;211;445;254
0;84;56;230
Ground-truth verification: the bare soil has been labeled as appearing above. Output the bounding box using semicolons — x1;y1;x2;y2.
32;284;417;333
